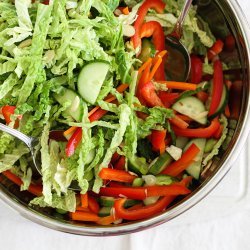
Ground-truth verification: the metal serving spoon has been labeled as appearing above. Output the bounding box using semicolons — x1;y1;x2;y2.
0;123;41;173
165;0;193;82
0;123;81;190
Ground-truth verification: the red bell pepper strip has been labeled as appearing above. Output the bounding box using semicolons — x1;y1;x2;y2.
88;195;100;214
151;130;167;154
99;187;146;200
146;184;191;197
114;177;192;221
158;92;180;108
169;115;189;129
197;91;209;103
214;124;224;139
99;184;190;200
161;143;200;176
111;152;121;165
108;181;126;188
208;60;224;116
2;105;22;128
132;0;166;55
178;176;193;187
207;39;224;61
114;156;126;170
65;127;82;157
140;81;164;107
140;21;166;80
114;196;174;221
2;171;43;196
190;55;203;84
89;109;108;122
99;168;136;183
2;105;16;124
172;118;220;138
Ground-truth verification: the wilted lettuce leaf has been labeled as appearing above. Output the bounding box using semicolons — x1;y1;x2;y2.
30;190;76;212
137;107;173;139
93;104;131;193
202;115;228;166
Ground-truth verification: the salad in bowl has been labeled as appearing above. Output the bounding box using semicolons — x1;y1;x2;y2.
0;0;242;226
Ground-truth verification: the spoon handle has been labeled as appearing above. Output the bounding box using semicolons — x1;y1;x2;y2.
0;123;32;148
173;0;193;39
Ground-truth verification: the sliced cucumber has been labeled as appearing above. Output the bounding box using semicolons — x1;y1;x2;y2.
99;197;115;207
143;196;159;206
172;96;207;125
77;61;110;104
149;152;173;175
98;207;112;217
54;88;82;121
209;84;228;119
132;177;144;187
128;156;149;175
155;175;174;185
124;199;141;208
184;138;206;180
99;197;140;208
139;39;156;63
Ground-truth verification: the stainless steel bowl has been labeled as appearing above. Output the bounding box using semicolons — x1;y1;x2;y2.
1;0;250;236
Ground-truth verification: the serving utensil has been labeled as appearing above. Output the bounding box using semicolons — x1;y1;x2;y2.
165;0;193;81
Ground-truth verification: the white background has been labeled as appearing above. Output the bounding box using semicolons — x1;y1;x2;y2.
1;1;250;249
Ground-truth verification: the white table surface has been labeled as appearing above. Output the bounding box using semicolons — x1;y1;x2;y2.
1;1;250;249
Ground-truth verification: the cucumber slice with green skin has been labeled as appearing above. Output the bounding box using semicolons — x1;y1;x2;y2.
54;88;82;122
77;61;110;104
128;156;149;175
99;197;140;208
209;85;228;119
139;39;156;63
132;177;144;187
99;197;115;207
98;207;112;217
184;138;206;180
124;199;141;208
149;152;173;175
155;175;174;185
172;96;208;125
55;208;68;215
